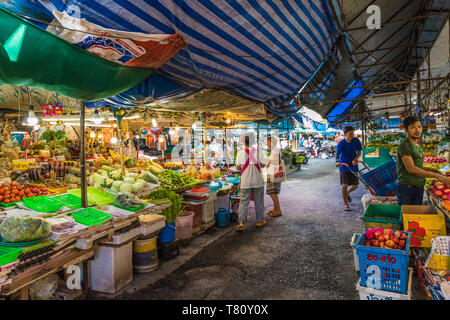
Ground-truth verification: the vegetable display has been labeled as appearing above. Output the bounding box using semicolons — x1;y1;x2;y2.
115;192;146;208
155;170;191;190
89;167;147;194
0;215;51;242
148;189;183;223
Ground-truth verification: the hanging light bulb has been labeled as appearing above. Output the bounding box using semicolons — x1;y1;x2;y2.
192;123;197;129
113;123;118;128
158;136;164;143
27;106;38;126
152;118;158;128
93;109;103;124
90;131;96;138
135;135;140;139
98;133;103;139
110;137;118;144
169;128;175;135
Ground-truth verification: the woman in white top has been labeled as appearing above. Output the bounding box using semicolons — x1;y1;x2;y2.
266;135;283;217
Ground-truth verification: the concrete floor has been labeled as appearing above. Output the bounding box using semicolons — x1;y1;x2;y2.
91;159;371;300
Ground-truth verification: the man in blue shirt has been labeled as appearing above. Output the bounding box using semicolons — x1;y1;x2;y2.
335;126;362;211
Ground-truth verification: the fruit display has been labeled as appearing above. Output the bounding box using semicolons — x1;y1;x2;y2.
363;228;408;250
422;143;438;152
424;162;446;170
0;182;51;204
429;178;450;201
424;151;438;157
424;156;446;164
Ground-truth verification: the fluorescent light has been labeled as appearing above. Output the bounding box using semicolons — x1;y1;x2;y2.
152;118;158;127
27;107;38;126
64;123;111;128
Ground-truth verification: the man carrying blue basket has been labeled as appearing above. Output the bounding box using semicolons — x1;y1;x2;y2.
336;126;362;211
397;116;450;205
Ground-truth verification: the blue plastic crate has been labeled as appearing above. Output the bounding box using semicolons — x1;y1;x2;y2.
361;160;398;196
354;230;411;294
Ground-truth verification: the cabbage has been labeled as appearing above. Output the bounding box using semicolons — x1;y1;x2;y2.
97;170;106;176
94;181;102;189
127;172;139;180
89;173;100;185
111;185;119;192
136;179;146;185
132;181;145;193
109;170;123;181
104;178;114;188
119;183;132;193
123;177;135;184
112;180;123;189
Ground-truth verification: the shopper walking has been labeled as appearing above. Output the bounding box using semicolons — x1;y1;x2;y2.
397;116;450;205
235;135;267;231
336;126;362;211
266;135;286;217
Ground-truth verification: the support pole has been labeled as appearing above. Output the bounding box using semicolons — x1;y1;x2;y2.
80;101;87;208
117;121;125;177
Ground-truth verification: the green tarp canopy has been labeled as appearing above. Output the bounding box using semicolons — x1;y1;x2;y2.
0;7;153;101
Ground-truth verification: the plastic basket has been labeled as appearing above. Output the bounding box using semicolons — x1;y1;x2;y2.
0;201;21;208
50;193;87;210
69;187;115;206
360;160;398;196
354;230;411;294
71;208;112;226
0;247;21;266
113;203;145;212
362;203;402;229
356;268;413;300
350;233;361;272
22;196;64;213
225;177;240;185
175;212;194;240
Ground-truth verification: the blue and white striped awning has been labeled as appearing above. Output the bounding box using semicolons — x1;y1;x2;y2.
3;0;341;117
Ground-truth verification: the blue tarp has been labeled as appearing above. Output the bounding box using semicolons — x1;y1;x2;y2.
3;1;341;117
326;79;364;123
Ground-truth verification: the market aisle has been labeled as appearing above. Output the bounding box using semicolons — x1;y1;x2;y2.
96;159;366;300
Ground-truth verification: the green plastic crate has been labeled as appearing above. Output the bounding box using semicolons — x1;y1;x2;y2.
50;193;89;210
22;196;64;213
71;208;112;226
362;203;402;229
113;203;145;212
69;187;115;206
0;246;21;265
0;201;19;208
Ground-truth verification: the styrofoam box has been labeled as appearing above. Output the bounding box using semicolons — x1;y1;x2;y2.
141;218;166;236
101;227;141;245
350;233;361;272
356;268;413;300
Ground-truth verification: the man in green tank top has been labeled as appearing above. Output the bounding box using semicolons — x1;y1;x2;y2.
397;116;450;205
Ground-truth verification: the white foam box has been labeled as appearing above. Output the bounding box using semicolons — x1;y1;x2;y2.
140;214;166;236
89;241;133;294
356;268;413;300
202;197;217;224
101;226;141;245
350;233;361;272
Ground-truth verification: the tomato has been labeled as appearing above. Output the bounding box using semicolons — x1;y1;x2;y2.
0;196;3;202
11;189;18;195
10;181;17;187
16;197;21;202
3;199;9;204
19;191;25;197
0;189;4;195
4;192;10;198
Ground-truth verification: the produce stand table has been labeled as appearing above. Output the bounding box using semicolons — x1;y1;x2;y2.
0;247;95;299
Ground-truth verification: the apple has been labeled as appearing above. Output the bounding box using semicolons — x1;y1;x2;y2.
365;240;371;246
384;234;390;241
372;239;380;247
378;235;385;242
393;237;400;244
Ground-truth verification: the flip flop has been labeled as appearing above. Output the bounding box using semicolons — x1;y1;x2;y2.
268;211;282;217
236;224;245;232
256;221;268;228
266;210;275;216
344;205;351;211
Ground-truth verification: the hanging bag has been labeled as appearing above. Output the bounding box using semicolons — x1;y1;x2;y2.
268;154;287;183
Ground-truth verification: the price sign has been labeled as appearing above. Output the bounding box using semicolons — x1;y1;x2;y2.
12;159;36;171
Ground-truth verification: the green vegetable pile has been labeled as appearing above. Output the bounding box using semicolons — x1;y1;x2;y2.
0;215;51;242
115;192;146;208
155;170;190;190
148;189;184;223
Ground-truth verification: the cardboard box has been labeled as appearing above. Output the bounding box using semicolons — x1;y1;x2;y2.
402;205;446;248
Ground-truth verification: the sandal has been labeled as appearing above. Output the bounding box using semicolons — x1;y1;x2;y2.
236;224;245;232
266;210;275;216
344;205;351;211
268;211;282;217
256;221;268;228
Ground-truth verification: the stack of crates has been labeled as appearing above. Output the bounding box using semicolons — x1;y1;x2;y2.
353;230;413;300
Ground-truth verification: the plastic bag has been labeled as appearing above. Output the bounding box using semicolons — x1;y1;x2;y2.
29;274;60;300
361;193;398;211
0;215;51;242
